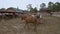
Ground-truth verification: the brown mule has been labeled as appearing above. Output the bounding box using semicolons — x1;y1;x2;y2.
21;14;43;32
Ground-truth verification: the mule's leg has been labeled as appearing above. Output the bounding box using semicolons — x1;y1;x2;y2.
24;22;30;32
34;23;37;32
24;22;27;29
24;22;29;29
34;23;39;34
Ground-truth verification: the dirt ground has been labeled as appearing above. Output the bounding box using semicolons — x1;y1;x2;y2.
0;16;60;34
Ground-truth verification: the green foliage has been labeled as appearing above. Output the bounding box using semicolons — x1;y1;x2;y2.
26;4;33;11
55;2;60;11
27;4;38;13
31;7;38;13
48;2;60;12
0;2;60;12
40;3;46;9
39;2;60;12
48;2;54;10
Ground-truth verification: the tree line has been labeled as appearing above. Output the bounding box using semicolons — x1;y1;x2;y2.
0;2;60;13
27;2;60;13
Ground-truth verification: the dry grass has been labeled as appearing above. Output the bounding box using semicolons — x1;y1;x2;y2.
0;16;60;34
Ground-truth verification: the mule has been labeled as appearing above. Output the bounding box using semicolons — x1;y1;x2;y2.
21;14;43;32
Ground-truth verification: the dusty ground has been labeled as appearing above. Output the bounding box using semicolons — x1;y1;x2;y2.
0;16;60;34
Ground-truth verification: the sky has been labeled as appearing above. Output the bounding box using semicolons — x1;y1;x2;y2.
0;0;60;10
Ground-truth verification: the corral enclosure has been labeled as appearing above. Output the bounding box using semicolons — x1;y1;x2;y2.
0;16;60;34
